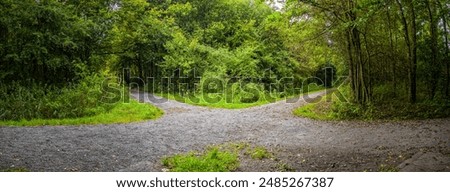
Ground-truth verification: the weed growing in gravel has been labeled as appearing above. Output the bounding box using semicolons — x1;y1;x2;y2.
162;147;239;172
248;146;272;160
162;143;274;172
0;167;28;172
227;142;250;152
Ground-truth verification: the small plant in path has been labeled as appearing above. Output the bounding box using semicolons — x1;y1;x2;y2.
162;147;239;172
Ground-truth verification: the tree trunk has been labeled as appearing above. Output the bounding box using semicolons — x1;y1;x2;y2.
408;0;417;103
356;29;370;104
396;0;416;103
363;31;372;100
346;29;356;94
344;0;370;104
445;18;450;98
386;6;397;96
438;1;450;98
426;0;439;99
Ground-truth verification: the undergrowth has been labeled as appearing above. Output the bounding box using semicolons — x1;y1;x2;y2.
0;75;117;121
0;75;163;126
294;84;450;120
0;99;163;126
154;82;324;109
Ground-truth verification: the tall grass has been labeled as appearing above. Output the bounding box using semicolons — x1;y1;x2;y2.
0;75;117;121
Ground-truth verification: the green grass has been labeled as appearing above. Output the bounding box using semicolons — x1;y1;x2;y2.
0;99;163;126
293;92;336;120
161;143;274;172
155;85;325;109
0;167;29;172
247;146;272;160
162;147;239;172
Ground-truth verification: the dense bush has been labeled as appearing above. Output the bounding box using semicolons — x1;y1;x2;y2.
330;85;450;120
314;63;337;88
0;75;119;121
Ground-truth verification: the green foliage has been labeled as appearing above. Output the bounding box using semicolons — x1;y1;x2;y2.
2;0;448;123
0;0;109;85
110;0;171;84
290;0;450;105
332;85;450;120
294;101;334;120
158;82;324;109
122;0;307;95
162;147;239;172
0;75;116;121
314;63;337;88
161;143;275;172
157;92;273;109
303;98;450;121
295;85;450;120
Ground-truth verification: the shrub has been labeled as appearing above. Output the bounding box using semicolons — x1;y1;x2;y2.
239;83;262;103
0;75;119;121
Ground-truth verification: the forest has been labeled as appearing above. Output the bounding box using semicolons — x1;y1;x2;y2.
0;0;449;124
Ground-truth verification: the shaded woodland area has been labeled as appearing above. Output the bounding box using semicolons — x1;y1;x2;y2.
298;0;449;104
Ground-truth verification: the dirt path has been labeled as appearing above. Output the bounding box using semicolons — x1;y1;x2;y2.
0;90;449;172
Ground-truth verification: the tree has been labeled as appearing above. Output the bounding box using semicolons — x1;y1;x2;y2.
0;0;98;85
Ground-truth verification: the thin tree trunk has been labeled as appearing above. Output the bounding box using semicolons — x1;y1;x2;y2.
396;0;415;103
426;0;439;99
386;6;397;96
346;29;356;94
445;18;450;98
363;32;372;99
408;0;417;103
438;1;450;98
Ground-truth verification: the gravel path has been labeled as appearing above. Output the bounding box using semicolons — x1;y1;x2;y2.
1;90;449;172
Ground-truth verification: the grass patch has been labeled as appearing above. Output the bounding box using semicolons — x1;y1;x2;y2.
293;87;338;120
162;143;274;172
0;167;28;172
293;98;335;120
0;99;163;126
162;147;239;172
247;146;272;160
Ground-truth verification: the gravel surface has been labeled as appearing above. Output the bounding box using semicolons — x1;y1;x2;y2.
1;90;449;172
